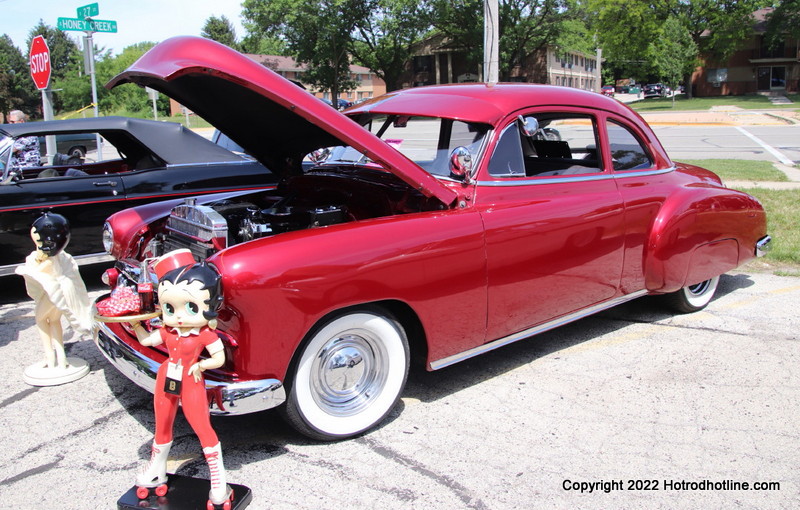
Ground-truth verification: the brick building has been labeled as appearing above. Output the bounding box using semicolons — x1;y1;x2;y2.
691;8;799;96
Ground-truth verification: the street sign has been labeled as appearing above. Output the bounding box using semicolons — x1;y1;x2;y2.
29;35;51;90
77;3;100;18
57;17;118;33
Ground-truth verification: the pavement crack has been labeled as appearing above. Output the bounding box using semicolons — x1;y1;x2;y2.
0;386;40;410
600;315;751;337
1;454;64;485
356;436;488;510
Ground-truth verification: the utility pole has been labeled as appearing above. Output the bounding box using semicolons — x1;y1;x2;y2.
484;0;499;84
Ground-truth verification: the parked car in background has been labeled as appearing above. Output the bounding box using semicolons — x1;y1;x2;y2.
601;85;615;97
97;36;770;442
643;83;668;98
38;131;98;159
0;116;275;276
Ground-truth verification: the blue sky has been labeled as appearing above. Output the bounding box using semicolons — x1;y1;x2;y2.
2;0;247;55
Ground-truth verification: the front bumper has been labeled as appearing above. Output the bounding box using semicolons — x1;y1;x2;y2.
94;321;286;416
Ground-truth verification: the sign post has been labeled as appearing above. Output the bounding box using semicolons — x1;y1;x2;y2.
29;35;56;162
57;3;117;160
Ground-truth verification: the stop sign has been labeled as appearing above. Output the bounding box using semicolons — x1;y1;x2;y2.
29;35;51;90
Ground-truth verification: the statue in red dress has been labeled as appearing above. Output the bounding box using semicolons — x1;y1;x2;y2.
129;249;233;508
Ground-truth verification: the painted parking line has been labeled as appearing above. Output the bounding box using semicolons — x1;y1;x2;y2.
735;126;795;165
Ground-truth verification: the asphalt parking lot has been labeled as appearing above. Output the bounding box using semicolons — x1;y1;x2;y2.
0;268;797;509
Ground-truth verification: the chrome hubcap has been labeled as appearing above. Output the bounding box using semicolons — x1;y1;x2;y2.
311;332;388;417
687;279;712;296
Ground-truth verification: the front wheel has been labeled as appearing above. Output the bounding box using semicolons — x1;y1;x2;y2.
663;276;720;313
282;307;410;441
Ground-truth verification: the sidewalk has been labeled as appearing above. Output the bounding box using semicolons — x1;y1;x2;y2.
615;93;800;126
724;163;800;190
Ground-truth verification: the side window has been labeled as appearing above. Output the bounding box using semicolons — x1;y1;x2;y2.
488;124;525;176
489;113;602;178
607;121;653;171
19;133;128;180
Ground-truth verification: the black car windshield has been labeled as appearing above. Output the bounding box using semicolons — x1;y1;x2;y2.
325;114;490;177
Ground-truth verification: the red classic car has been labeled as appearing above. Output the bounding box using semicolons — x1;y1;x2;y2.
95;37;770;441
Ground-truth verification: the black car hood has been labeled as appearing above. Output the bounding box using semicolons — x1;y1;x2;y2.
107;36;456;206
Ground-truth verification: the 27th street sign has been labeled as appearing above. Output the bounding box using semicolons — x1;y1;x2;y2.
57;17;117;33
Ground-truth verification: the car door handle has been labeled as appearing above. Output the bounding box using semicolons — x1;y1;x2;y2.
93;180;117;187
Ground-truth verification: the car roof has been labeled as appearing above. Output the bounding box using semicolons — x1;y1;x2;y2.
346;83;635;126
0;116;246;165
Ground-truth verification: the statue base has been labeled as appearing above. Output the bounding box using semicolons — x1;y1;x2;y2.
23;357;89;386
117;474;252;509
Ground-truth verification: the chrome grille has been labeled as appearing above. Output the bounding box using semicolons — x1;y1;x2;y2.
164;198;227;260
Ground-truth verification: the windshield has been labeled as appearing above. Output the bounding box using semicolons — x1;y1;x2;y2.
325;114;490;177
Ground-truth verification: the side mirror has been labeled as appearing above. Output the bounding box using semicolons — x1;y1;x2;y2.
517;115;540;138
449;146;474;182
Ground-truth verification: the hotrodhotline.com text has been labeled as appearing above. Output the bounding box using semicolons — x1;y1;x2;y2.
562;479;781;493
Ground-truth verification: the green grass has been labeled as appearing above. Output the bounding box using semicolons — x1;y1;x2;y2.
679;159;789;182
630;94;800;111
166;114;213;129
740;188;800;266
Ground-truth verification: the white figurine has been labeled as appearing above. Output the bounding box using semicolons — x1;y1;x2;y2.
15;213;92;386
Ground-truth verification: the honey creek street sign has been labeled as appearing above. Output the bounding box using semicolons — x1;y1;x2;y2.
57;17;117;33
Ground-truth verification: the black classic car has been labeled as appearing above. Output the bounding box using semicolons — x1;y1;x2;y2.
0;116;275;276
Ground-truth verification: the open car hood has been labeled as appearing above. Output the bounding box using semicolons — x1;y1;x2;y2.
107;36;456;206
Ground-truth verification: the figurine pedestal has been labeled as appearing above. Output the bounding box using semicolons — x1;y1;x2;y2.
23;357;89;386
117;474;252;509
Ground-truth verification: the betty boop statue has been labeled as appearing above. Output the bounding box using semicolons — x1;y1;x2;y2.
129;249;233;508
15;212;92;385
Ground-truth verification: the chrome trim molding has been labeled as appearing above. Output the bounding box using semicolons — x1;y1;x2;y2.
477;173;611;187
430;289;649;370
475;167;674;187
74;252;115;266
94;321;286;415
0;252;114;277
756;235;772;258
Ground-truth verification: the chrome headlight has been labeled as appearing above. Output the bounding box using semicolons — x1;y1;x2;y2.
102;222;114;254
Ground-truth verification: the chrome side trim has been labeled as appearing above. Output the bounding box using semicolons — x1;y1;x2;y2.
430;290;648;370
756;235;772;258
94;321;286;416
166;160;256;169
476;173;611;187
613;166;675;179
73;252;115;266
0;252;113;277
475;167;674;187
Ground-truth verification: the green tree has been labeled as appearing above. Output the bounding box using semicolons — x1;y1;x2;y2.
243;0;362;105
429;0;574;81
239;33;288;55
428;0;483;70
350;0;432;91
202;15;239;50
587;0;769;97
765;0;800;47
0;35;36;119
95;42;169;116
649;17;697;104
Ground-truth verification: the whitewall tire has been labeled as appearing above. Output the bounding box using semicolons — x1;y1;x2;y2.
664;276;720;313
283;307;409;441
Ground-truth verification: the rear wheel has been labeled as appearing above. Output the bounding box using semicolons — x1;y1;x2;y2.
283;307;410;441
663;276;720;313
